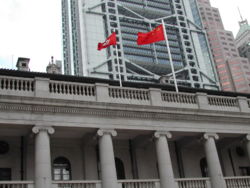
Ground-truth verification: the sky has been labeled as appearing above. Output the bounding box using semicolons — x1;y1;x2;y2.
210;0;250;35
0;0;62;72
0;0;249;72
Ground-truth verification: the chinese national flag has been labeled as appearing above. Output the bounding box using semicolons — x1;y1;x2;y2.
137;25;165;45
98;32;117;51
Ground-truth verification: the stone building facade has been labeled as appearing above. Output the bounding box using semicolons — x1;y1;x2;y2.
0;69;250;188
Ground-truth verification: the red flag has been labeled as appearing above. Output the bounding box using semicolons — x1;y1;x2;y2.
98;32;117;51
137;25;165;45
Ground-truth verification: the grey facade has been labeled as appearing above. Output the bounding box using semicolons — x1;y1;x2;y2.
0;69;250;188
61;0;219;90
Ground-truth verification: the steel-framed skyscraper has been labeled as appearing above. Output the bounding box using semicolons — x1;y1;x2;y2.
236;19;250;62
61;0;219;89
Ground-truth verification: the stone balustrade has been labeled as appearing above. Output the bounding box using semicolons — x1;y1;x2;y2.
109;86;150;105
0;181;34;188
2;178;250;188
0;76;34;92
109;87;150;101
49;80;96;101
176;178;211;188
52;180;101;188
208;96;238;107
49;81;95;96
224;176;250;188
0;76;34;97
118;179;160;188
161;91;197;104
0;75;250;113
51;178;250;188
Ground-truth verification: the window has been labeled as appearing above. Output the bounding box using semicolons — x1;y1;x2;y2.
53;157;71;181
115;157;125;179
200;158;208;177
0;168;11;180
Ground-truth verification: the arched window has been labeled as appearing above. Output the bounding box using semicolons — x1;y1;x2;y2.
115;157;125;179
53;157;71;181
200;157;208;177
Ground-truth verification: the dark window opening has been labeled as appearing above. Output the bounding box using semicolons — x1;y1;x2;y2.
200;157;208;177
53;157;71;181
115;157;125;179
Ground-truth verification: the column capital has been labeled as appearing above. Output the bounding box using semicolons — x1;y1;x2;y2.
32;126;55;135
97;129;117;137
246;134;250;141
154;131;172;139
203;133;219;140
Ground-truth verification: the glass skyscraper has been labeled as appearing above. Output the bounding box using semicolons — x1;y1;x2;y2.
61;0;219;89
198;0;250;93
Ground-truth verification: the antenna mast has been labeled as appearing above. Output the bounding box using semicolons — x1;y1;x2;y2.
237;7;244;22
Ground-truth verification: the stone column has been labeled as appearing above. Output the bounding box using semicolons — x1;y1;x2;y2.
154;131;177;188
32;126;55;188
97;129;118;188
245;134;250;163
203;133;226;188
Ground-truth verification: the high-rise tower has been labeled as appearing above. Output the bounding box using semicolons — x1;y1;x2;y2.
61;0;219;90
197;0;250;93
235;19;250;62
61;0;83;76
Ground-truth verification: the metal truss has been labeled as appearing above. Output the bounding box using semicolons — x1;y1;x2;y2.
84;0;219;89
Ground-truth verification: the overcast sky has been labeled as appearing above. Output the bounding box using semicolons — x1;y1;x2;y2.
0;0;249;72
0;0;61;72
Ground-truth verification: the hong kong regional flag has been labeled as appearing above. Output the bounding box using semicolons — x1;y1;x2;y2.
137;25;165;45
97;32;117;51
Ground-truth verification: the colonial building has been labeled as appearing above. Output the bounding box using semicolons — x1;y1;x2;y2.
46;57;62;74
0;68;250;188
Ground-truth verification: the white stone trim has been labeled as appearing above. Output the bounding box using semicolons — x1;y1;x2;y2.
32;126;55;135
97;129;117;137
203;133;219;140
154;131;172;139
246;134;250;141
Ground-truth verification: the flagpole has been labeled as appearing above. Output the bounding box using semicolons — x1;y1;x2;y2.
161;19;179;93
149;23;159;64
114;31;122;87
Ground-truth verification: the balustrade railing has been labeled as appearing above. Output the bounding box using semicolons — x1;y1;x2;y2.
109;87;150;101
0;76;34;92
118;179;159;188
0;181;34;188
53;180;101;188
225;176;250;188
176;178;210;188
0;75;249;113
161;92;197;104
49;81;96;97
208;96;238;107
3;177;250;188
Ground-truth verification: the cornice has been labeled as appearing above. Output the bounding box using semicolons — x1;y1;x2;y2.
0;99;250;124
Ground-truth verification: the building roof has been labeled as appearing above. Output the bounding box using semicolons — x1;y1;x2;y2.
236;20;250;39
0;68;250;98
